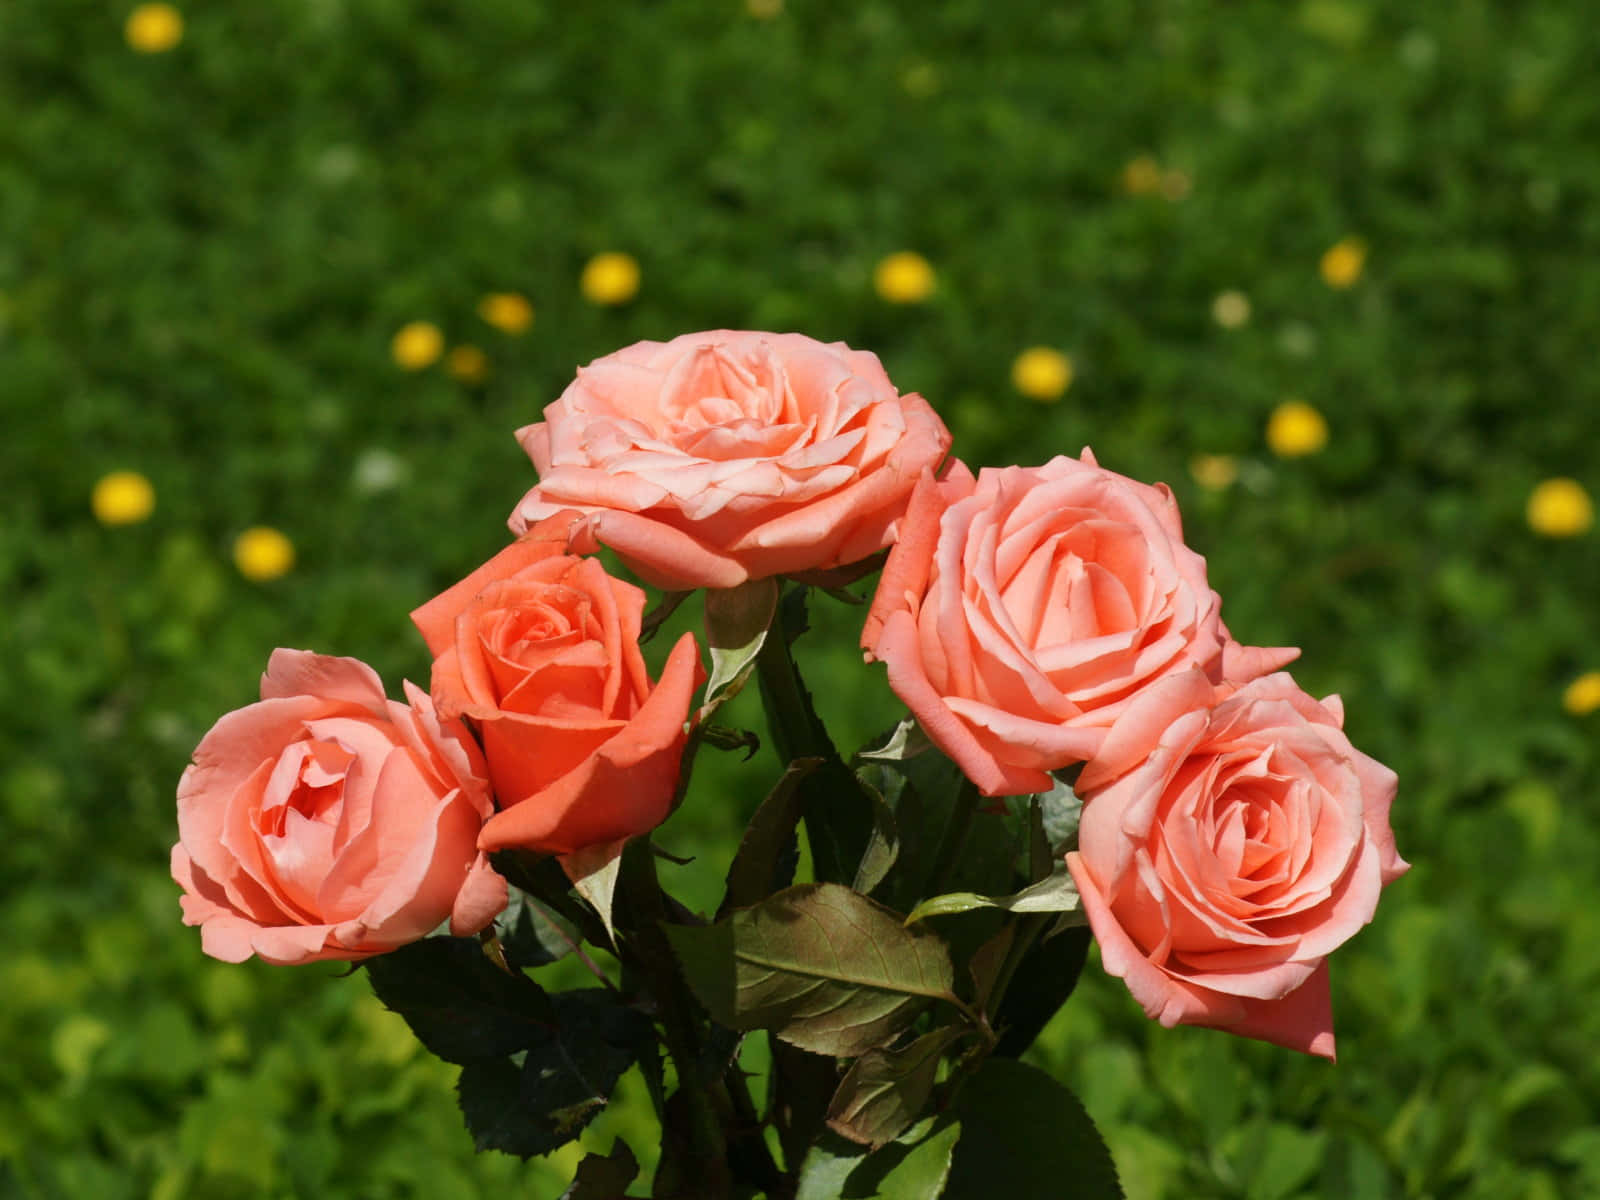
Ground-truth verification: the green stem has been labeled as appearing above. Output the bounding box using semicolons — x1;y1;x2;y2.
925;775;981;896
617;844;731;1196
754;608;822;763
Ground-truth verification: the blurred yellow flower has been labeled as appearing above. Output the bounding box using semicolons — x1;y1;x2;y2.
1161;168;1192;202
1563;672;1600;717
1526;477;1594;538
1010;347;1073;402
1211;290;1252;329
92;470;156;526
391;321;443;370
1189;454;1240;491
126;4;183;53
580;252;641;306
1120;155;1163;196
234;527;295;582
1266;399;1328;458
746;0;784;16
477;292;534;335
52;1014;113;1081
874;251;935;304
1320;237;1367;289
900;62;941;98
447;345;490;384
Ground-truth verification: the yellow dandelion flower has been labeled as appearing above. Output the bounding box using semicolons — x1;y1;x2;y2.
580;253;641;306
1161;168;1192;202
477;292;534;335
874;251;935;305
447;345;490;385
92;470;156;526
1189;454;1240;491
1320;237;1367;289
391;321;443;371
900;62;941;98
746;0;784;17
1120;155;1163;196
1526;478;1594;538
234;527;295;582
1211;290;1252;329
1563;672;1600;717
1010;347;1073;403
125;4;183;53
1266;399;1328;458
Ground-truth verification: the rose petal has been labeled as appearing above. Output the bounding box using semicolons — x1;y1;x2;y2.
478;632;702;854
451;853;510;936
259;649;390;718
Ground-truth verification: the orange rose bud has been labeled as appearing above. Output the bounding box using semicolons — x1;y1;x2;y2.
411;512;704;856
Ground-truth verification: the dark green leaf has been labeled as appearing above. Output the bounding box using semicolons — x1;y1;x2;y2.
855;1117;963;1199
795;1132;868;1200
757;586;878;885
851;778;901;898
560;1139;640;1199
797;1119;963;1200
457;989;653;1161
857;739;1017;910
719;757;822;917
798;759;881;887
667;883;960;1057
490;849;613;950
992;923;1091;1059
457;1057;550;1158
826;1027;966;1148
520;991;651;1142
944;1058;1122;1199
500;886;583;970
364;937;554;1065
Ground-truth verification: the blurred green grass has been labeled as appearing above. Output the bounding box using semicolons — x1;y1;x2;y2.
3;0;1598;1196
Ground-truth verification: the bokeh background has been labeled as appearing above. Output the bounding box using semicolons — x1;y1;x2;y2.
4;1;1598;1196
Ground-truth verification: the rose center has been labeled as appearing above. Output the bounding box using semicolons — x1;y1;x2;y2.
1002;520;1146;649
259;738;353;837
502;600;579;649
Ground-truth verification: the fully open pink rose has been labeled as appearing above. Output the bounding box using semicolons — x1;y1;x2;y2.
412;512;704;856
1066;670;1408;1059
172;650;508;966
862;452;1295;796
506;330;952;590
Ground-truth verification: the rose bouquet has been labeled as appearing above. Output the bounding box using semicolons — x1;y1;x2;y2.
173;330;1405;1198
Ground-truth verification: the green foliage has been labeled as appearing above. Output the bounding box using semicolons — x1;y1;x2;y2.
365;937;555;1064
668;882;959;1057
5;0;1599;1194
825;1027;967;1149
455;991;652;1160
798;1059;1123;1200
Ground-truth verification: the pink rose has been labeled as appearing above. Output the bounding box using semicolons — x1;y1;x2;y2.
507;330;952;590
862;451;1294;796
411;512;704;856
1066;670;1408;1059
172;650;508;966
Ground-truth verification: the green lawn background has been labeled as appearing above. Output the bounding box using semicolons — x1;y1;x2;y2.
2;1;1597;1196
